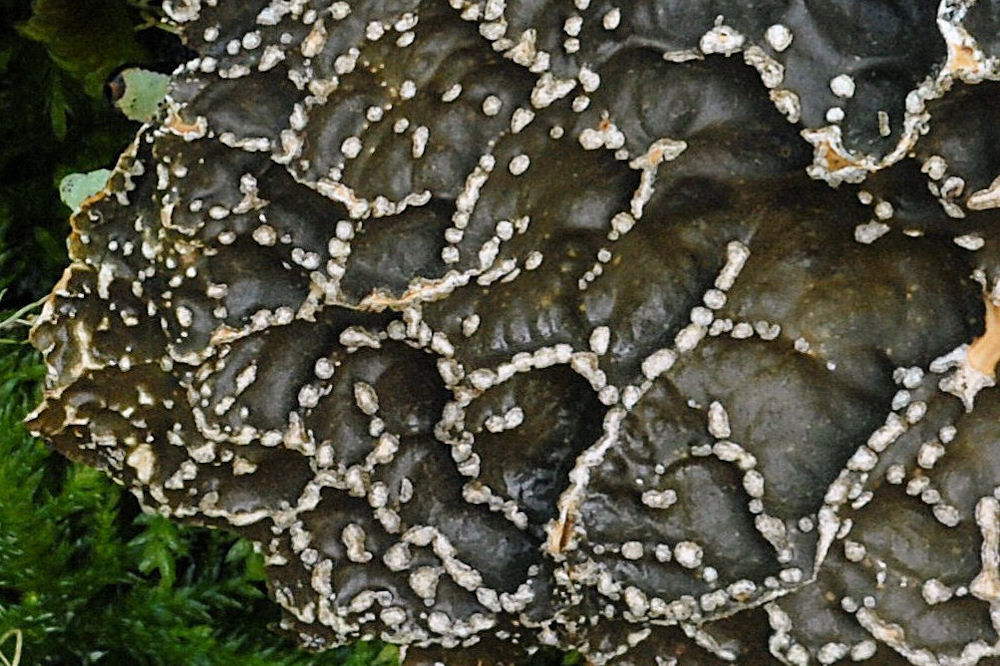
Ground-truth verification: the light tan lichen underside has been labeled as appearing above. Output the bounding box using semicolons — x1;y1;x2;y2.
969;296;1000;376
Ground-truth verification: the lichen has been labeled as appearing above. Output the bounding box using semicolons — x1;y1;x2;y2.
27;0;1000;663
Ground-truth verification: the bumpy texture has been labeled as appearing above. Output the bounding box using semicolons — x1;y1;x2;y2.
27;0;1000;663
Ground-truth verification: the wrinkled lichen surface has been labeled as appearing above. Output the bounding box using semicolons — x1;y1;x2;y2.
27;0;1000;663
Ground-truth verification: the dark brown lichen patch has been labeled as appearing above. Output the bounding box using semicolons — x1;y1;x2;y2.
26;0;1000;663
339;204;452;302
464;366;605;530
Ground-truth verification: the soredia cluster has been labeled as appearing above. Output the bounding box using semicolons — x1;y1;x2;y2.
28;0;1000;663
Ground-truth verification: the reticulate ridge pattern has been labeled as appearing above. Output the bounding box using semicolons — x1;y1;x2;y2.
28;0;1000;663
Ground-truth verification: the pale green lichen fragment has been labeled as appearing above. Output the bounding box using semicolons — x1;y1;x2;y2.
58;169;112;214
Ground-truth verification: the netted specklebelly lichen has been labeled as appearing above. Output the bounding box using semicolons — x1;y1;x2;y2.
26;0;1000;663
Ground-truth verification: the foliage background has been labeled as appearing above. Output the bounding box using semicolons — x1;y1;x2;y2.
0;2;577;664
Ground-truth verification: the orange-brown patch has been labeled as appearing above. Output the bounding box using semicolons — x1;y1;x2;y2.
947;42;979;75
969;295;1000;376
821;142;857;172
547;512;576;555
164;113;205;136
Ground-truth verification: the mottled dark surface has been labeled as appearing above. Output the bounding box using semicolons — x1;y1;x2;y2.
27;0;1000;663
